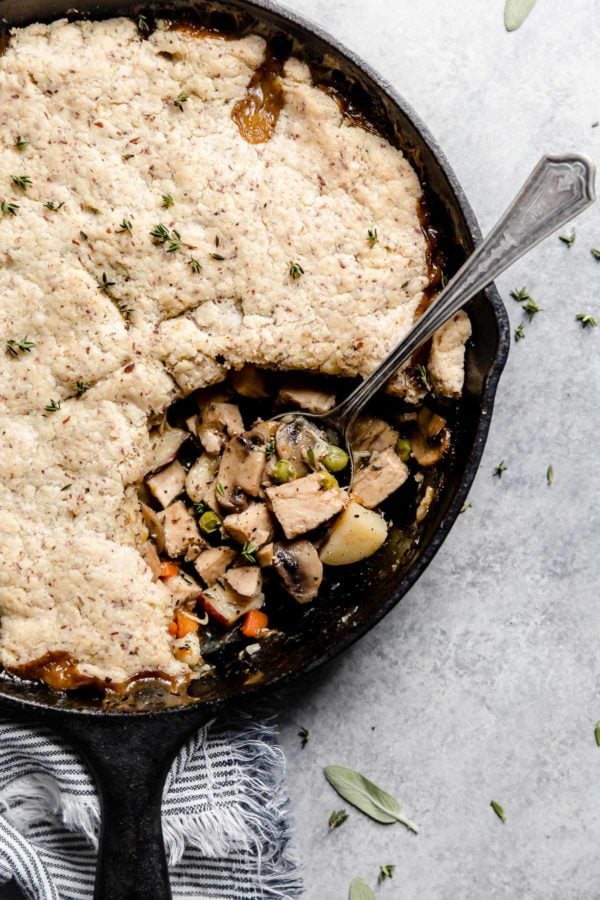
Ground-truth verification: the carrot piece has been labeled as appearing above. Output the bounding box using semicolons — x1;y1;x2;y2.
176;610;199;639
241;609;268;638
159;561;179;579
167;622;178;637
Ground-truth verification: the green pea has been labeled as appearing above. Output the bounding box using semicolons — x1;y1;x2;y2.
273;459;297;483
396;437;412;462
323;444;349;472
199;510;222;533
319;471;339;491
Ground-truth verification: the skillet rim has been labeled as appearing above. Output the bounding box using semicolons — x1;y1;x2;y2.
0;0;511;720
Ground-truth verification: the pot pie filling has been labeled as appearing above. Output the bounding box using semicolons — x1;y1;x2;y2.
0;16;470;695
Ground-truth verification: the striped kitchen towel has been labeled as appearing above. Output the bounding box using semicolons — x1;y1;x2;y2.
0;716;302;899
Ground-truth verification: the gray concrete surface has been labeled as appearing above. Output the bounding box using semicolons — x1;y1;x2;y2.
1;1;599;898
276;1;600;898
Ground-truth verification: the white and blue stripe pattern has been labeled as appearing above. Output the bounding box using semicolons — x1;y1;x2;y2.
0;717;301;899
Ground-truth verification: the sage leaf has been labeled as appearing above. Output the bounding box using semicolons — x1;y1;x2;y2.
504;0;537;31
324;765;419;833
349;877;376;900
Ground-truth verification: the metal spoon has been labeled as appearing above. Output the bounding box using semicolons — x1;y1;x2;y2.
275;153;596;478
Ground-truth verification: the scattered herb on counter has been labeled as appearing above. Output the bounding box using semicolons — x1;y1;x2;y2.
190;258;202;274
210;252;226;261
349;877;376;900
367;227;379;248
328;809;348;831
216;481;225;498
324;765;419;833
43;200;64;211
11;174;31;190
504;0;537;31
116;219;133;234
523;296;542;318
15;137;29;151
98;272;116;294
378;865;395;884
61;483;72;491
493;461;507;478
1;200;19;216
44;399;61;413
490;800;506;822
298;726;309;749
162;193;174;208
514;323;526;341
591;248;600;260
575;313;597;328
593;122;599;128
75;380;90;395
6;336;36;356
510;287;533;303
289;261;304;279
460;502;472;514
242;541;258;564
547;465;554;486
595;723;600;747
559;231;576;248
173;93;189;111
416;363;431;393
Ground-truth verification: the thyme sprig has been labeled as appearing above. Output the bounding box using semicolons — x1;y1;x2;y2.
150;223;181;252
576;313;597;328
15;137;29;151
241;541;258;564
44;399;61;413
6;336;36;356
11;175;31;191
173;93;189;111
1;200;18;216
367;227;379;248
43;200;64;211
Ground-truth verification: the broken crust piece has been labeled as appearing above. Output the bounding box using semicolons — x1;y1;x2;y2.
351;448;409;509
266;473;347;539
428;311;472;398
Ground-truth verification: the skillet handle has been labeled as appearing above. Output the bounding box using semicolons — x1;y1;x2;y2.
56;712;205;900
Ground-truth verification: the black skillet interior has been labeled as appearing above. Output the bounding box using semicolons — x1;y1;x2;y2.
0;2;509;897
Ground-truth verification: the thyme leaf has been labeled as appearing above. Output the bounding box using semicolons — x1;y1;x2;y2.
546;464;554;486
190;258;202;274
6;336;36;357
44;399;61;413
210;252;225;261
559;230;576;248
591;248;600;260
493;461;507;478
416;363;431;392
173;93;189;111
75;380;90;395
514;323;526;341
490;800;506;822
11;174;32;191
367;227;379;248
289;261;304;279
43;200;64;211
1;200;19;216
595;723;600;747
523;297;542;318
298;726;309;748
378;865;395;884
98;272;116;293
162;193;174;208
328;809;348;831
116;219;133;234
15;136;29;151
576;313;597;328
241;541;258;564
216;481;225;498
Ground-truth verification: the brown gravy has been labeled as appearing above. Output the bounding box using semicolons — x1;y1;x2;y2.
232;58;285;144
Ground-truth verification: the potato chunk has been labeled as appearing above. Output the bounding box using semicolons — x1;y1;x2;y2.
319;501;388;566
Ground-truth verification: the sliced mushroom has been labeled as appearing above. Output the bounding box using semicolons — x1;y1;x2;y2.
266;472;347;539
194;546;236;586
148;427;188;472
350;415;398;454
140;541;162;579
274;418;324;478
201;581;264;627
411;408;450;467
146;460;186;508
141;502;165;553
222;502;274;548
230;365;270;398
185;454;219;506
216;430;268;511
273;539;323;603
224;565;263;598
352;448;409;509
277;382;336;415
157;500;206;559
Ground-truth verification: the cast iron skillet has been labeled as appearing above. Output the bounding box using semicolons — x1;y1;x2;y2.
0;1;510;897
